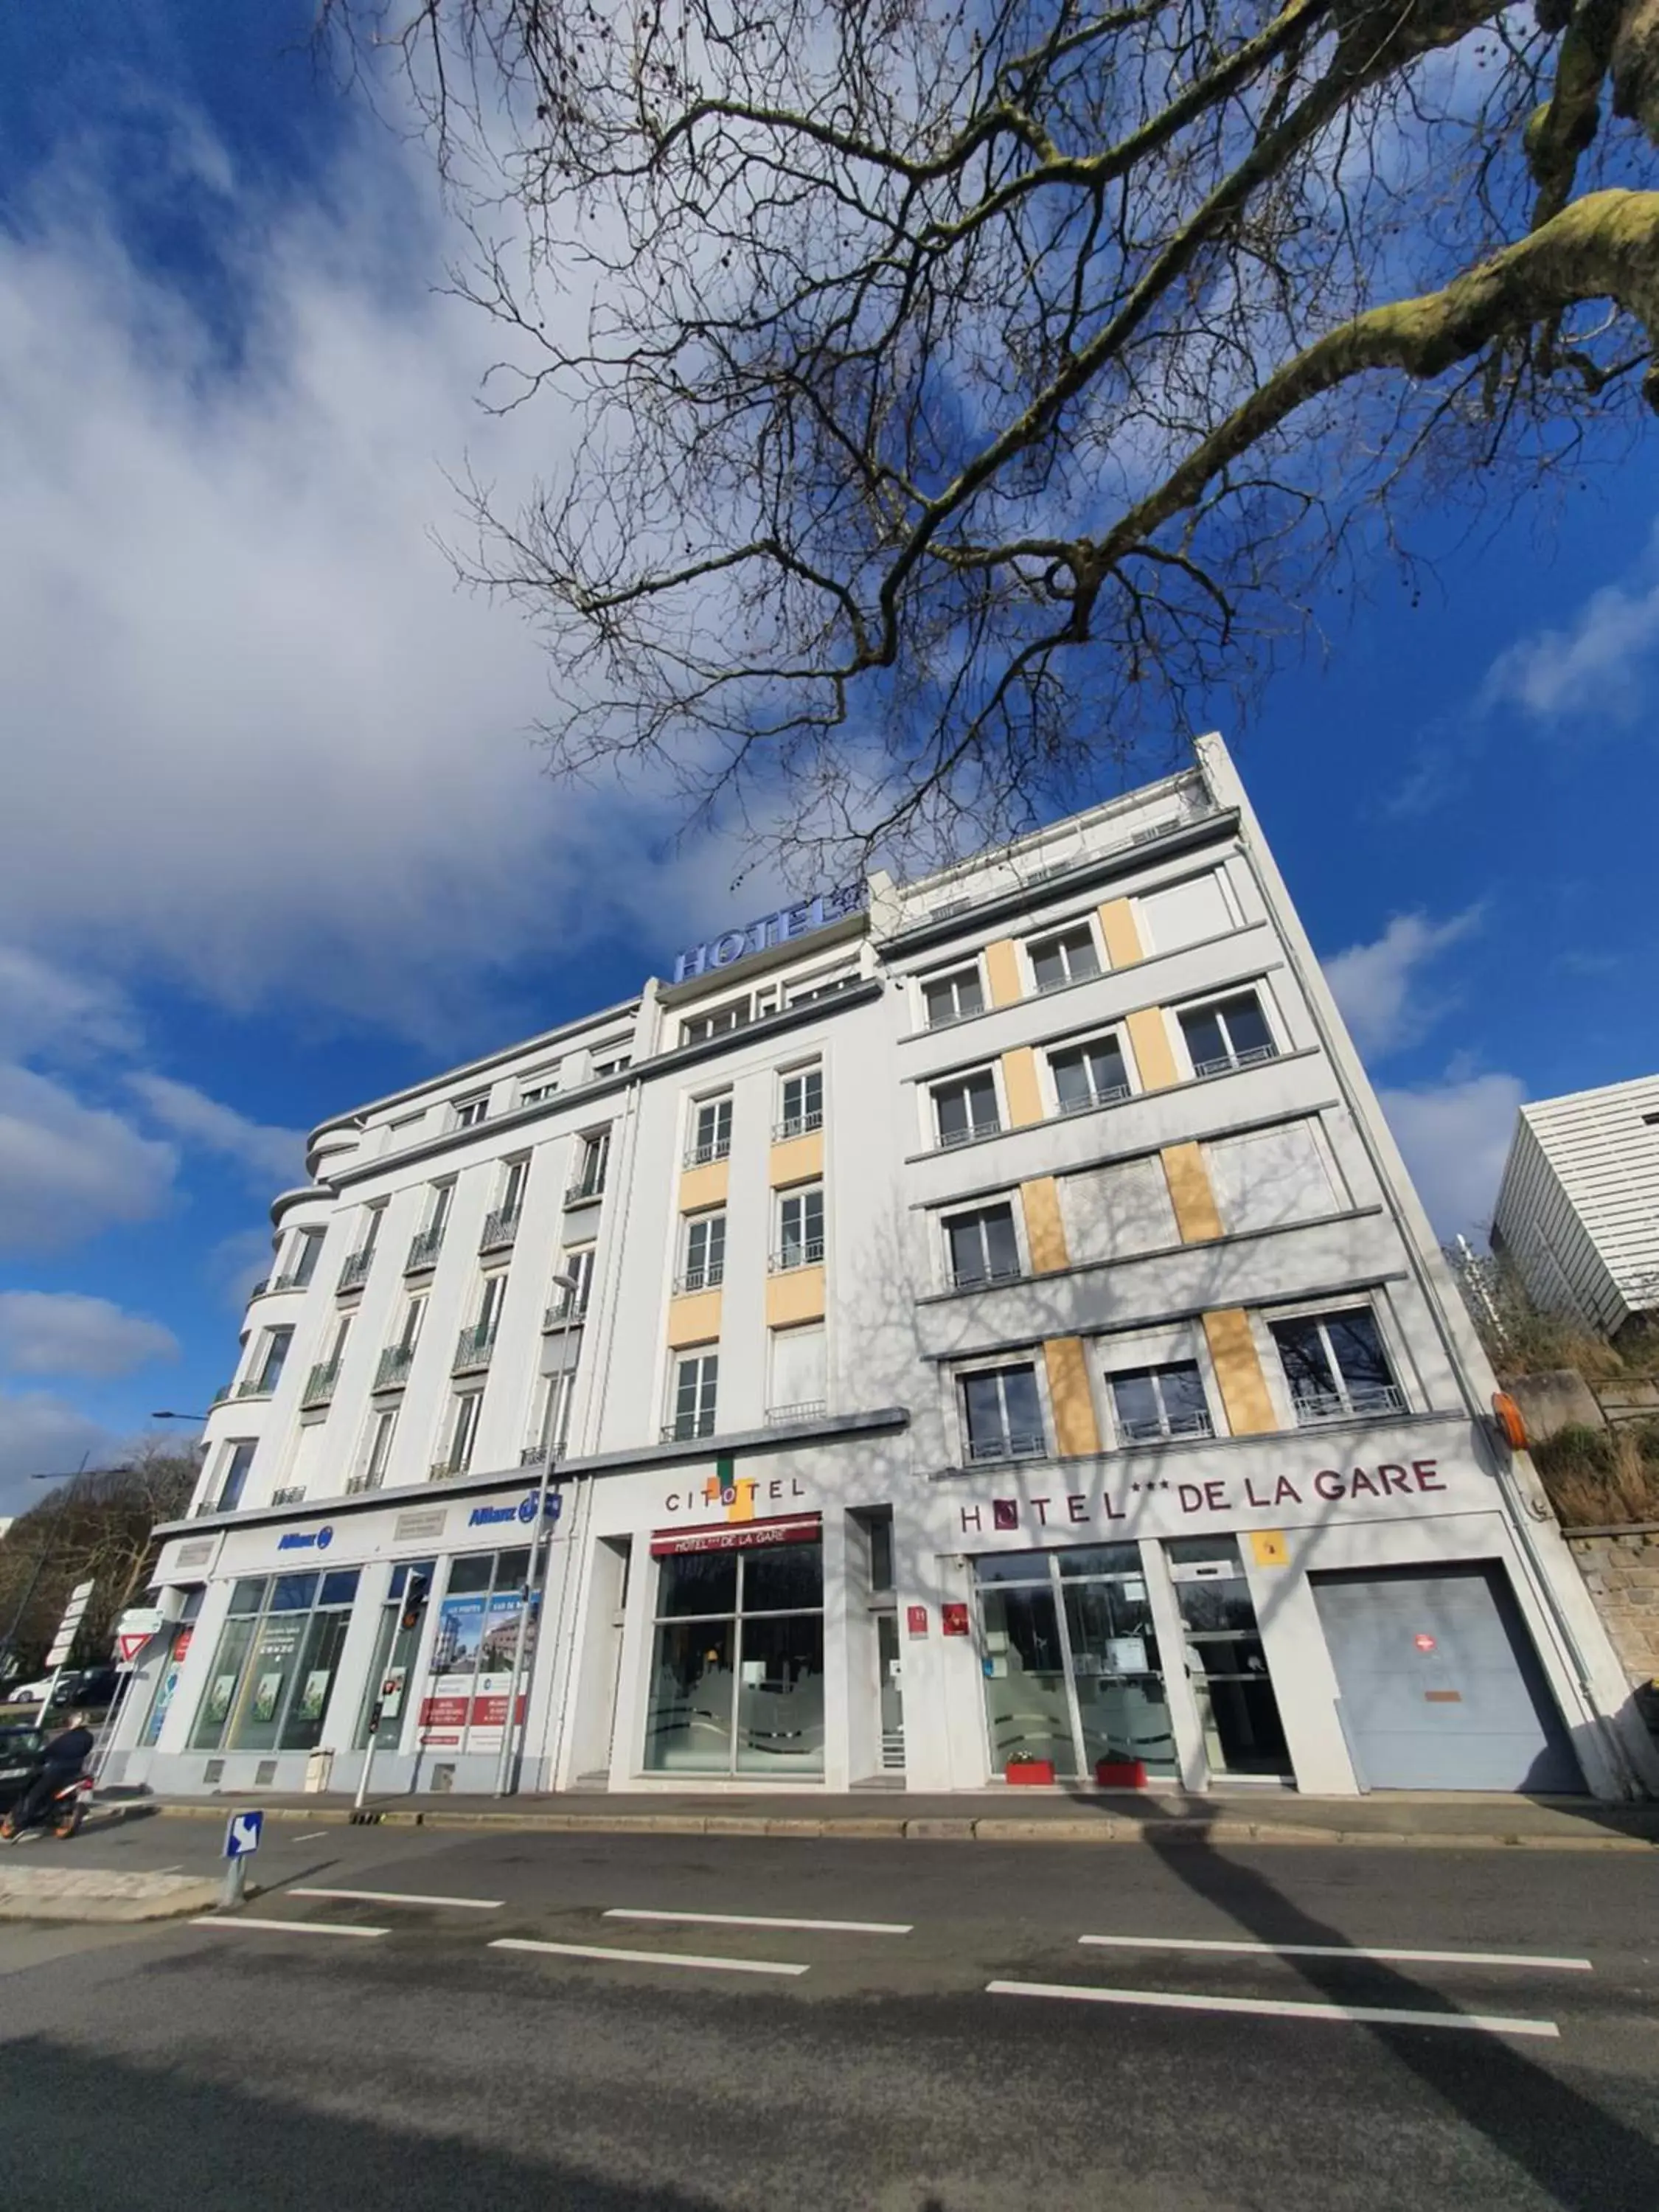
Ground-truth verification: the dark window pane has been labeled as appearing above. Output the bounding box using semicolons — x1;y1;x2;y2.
319;1571;361;1607
644;1618;734;1772
1179;1005;1226;1067
656;1550;739;1618
736;1612;824;1773
1057;1543;1144;1578
962;1370;1007;1443
271;1573;318;1613
228;1578;268;1617
971;1551;1053;1585
742;1540;823;1614
1220;993;1272;1057
1161;1362;1210;1425
446;1554;495;1595
1326;1310;1391;1391
1271;1318;1335;1399
1001;1366;1043;1436
1110;1370;1162;1435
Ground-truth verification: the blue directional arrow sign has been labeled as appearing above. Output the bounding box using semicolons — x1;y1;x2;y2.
223;1809;263;1859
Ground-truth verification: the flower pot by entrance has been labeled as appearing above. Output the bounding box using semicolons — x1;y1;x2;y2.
1095;1757;1148;1788
1006;1758;1055;1785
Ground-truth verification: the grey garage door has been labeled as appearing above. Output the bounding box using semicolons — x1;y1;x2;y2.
1310;1564;1582;1792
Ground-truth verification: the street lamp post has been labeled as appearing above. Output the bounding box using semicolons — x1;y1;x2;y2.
493;1272;582;1798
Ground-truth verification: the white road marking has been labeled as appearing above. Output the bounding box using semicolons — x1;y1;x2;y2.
1078;1935;1593;1973
189;1916;389;1940
290;1886;503;1911
491;1937;808;1978
605;1907;911;1935
288;1830;331;1843
988;1980;1559;2038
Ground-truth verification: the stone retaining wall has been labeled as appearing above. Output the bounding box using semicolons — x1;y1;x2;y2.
1566;1523;1659;1732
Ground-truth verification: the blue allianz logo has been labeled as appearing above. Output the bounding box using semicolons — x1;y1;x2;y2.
469;1503;518;1528
517;1495;538;1525
277;1525;335;1553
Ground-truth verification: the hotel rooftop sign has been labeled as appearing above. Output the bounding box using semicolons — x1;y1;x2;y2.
672;882;868;985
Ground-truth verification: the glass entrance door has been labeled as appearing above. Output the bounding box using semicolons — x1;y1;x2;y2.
973;1547;1178;1781
1166;1537;1290;1777
875;1612;905;1771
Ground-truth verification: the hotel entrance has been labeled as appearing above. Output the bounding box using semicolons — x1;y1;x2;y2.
973;1545;1179;1782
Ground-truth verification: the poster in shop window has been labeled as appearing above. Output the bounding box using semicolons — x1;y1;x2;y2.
462;1590;538;1756
417;1589;538;1753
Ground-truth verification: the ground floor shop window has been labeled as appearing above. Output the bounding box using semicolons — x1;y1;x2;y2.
644;1539;824;1775
355;1559;437;1750
974;1546;1176;1781
418;1547;542;1756
190;1571;360;1754
1166;1537;1290;1777
139;1591;202;1748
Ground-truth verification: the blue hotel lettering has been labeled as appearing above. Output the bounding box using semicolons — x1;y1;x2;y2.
674;883;866;984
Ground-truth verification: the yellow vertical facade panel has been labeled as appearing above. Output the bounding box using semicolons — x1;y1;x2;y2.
768;1130;824;1187
1123;1006;1178;1093
1043;1337;1102;1458
1202;1308;1279;1436
1161;1141;1225;1244
666;1288;723;1349
983;938;1023;1009
1001;1047;1045;1129
1020;1178;1068;1274
678;1160;729;1214
1096;898;1144;969
765;1266;827;1328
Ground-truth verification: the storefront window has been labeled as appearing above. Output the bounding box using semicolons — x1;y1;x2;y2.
190;1571;361;1753
973;1548;1177;1781
355;1560;437;1750
1166;1537;1289;1775
418;1547;540;1756
139;1591;203;1748
644;1539;824;1775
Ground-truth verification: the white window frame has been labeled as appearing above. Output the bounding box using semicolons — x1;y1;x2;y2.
1253;1297;1411;1430
551;1245;595;1321
937;1195;1025;1290
452;1092;490;1130
1171;984;1283;1082
667;1347;720;1441
251;1326;293;1394
774;1183;825;1270
951;1352;1050;1466
776;1060;824;1140
786;962;858;1008
679;997;752;1049
1023;917;1102;995
518;1063;560;1106
1131;865;1245;955
687;1092;734;1166
440;1389;484;1477
767;1322;827;1422
1093;1323;1226;1448
918;960;988;1032
214;1438;258;1512
571;1127;611;1200
928;1065;1004;1150
496;1154;529;1220
1043;1027;1135;1117
360;1405;399;1490
681;1209;728;1292
426;1180;456;1237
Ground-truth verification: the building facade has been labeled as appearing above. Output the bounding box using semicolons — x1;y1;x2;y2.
1492;1075;1659;1342
105;738;1657;1803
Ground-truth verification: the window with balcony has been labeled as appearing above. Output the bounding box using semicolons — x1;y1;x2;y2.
434;1389;482;1478
1178;991;1277;1079
276;1228;323;1292
481;1155;528;1251
338;1203;383;1291
569;1127;611;1201
942;1202;1020;1289
775;1185;824;1270
667;1350;719;1441
453;1093;490;1130
687;1095;733;1166
353;1405;398;1494
242;1326;293;1398
1048;1034;1131;1116
302;1315;351;1410
1270;1309;1405;1426
681;1211;727;1292
768;1323;827;1424
681;998;751;1048
776;1065;823;1139
547;1245;594;1324
455;1273;507;1374
214;1440;257;1513
375;1295;425;1391
1107;1361;1214;1444
931;1069;1001;1148
922;965;984;1029
525;1368;577;1464
406;1181;454;1272
960;1364;1046;1463
1028;923;1100;992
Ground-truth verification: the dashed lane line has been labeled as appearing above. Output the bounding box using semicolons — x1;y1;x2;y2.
1078;1935;1593;1973
189;1917;390;1941
290;1886;503;1910
605;1908;911;1935
491;1937;808;1978
989;1980;1559;2038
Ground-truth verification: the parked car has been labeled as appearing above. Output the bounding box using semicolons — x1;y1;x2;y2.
4;1677;53;1706
4;1667;118;1712
0;1725;50;1812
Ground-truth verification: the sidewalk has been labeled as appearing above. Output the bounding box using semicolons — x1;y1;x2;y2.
135;1785;1659;1851
0;1863;219;1922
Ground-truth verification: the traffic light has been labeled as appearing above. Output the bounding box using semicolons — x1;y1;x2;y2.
399;1571;430;1634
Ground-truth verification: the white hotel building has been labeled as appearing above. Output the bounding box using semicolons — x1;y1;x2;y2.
106;737;1655;1803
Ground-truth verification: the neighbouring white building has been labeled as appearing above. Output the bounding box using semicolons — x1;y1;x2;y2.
1492;1076;1659;1343
103;737;1656;1803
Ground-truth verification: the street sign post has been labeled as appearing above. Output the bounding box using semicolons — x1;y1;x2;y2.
220;1809;262;1909
41;1578;95;1714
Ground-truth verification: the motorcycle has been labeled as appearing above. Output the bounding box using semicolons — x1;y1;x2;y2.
0;1770;91;1842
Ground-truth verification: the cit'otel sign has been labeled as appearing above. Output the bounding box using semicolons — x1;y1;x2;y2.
672;884;868;984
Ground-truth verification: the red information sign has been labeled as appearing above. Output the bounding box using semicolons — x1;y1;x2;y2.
1413;1633;1437;1654
906;1604;928;1637
941;1602;970;1637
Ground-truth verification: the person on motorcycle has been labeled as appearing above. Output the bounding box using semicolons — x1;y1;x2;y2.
3;1711;93;1839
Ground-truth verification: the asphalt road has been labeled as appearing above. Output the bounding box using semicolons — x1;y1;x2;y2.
1;1818;1656;2211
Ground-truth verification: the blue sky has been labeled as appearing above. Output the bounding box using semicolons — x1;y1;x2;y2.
1;5;1655;1509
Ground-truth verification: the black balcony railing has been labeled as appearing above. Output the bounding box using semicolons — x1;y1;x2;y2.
247;1276;271;1301
405;1226;445;1273
338;1247;373;1292
429;1457;470;1482
271;1485;305;1506
234;1377;276;1402
344;1472;380;1495
480;1205;522;1253
374;1343;415;1391
661;1412;717;1443
300;1360;341;1411
542;1295;589;1329
565;1174;606;1205
453;1322;498;1376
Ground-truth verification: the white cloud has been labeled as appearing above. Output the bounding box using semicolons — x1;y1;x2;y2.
0;1292;178;1379
1482;571;1659;724
0;1064;177;1255
1378;1071;1527;1239
1323;907;1483;1062
127;1074;302;1187
0;1390;128;1511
